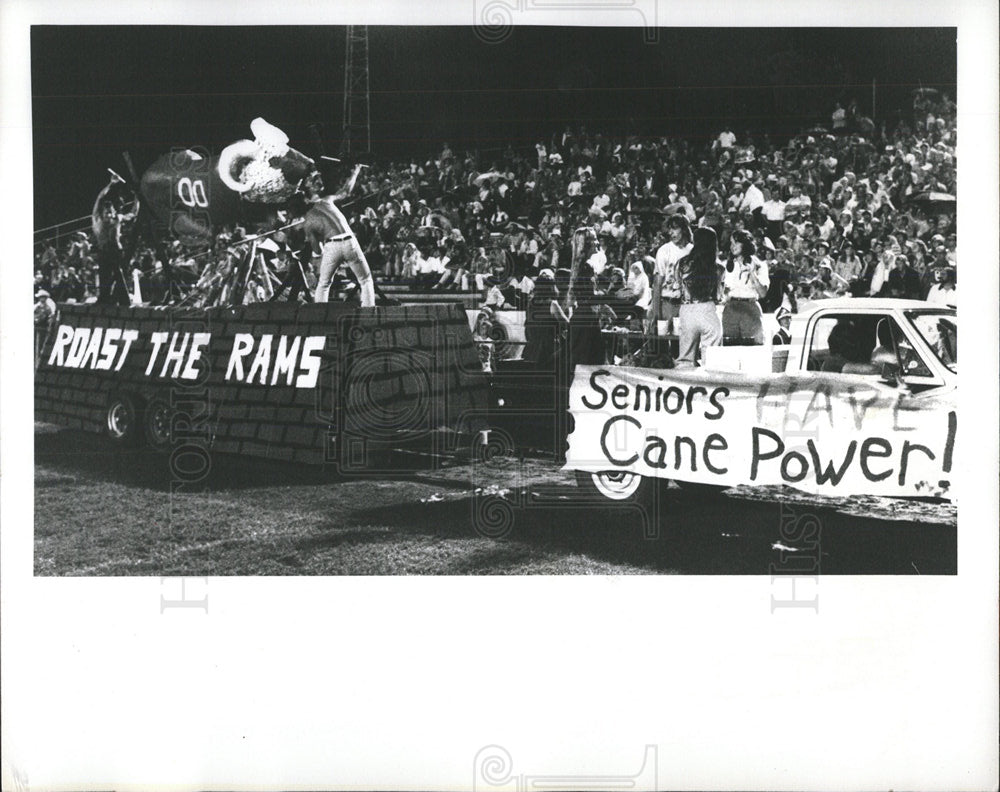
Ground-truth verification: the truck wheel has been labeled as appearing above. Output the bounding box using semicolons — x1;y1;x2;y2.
106;394;142;447
144;398;174;452
574;469;668;505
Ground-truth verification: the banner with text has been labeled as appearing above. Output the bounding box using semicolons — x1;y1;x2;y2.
566;366;957;500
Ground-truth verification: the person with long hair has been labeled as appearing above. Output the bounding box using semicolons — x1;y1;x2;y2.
649;213;693;336
721;229;769;345
564;229;606;368
521;271;561;369
675;226;723;368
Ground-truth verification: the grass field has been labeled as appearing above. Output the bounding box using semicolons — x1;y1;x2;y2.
34;423;957;576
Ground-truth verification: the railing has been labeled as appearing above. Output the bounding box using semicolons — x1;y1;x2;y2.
34;214;93;252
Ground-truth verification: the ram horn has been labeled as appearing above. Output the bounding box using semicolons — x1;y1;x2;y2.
217;138;261;194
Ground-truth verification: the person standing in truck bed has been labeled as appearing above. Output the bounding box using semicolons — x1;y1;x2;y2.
675;226;723;368
721;229;769;345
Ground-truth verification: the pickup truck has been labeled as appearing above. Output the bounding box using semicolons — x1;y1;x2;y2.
489;299;957;505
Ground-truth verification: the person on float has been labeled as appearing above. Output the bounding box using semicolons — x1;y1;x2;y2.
674;226;724;368
301;166;376;307
721;229;769;345
649;213;693;336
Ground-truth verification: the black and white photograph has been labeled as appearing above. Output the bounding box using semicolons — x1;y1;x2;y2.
29;24;962;576
2;1;997;790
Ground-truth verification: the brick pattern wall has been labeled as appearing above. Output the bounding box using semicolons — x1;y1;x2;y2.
35;302;489;466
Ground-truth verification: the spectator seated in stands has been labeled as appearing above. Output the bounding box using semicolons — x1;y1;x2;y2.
925;264;957;307
617;260;652;325
414;240;445;291
36;88;957;316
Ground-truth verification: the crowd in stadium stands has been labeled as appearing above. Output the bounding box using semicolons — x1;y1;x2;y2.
35;91;957;338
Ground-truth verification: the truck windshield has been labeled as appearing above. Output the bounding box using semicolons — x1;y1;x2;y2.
906;310;957;374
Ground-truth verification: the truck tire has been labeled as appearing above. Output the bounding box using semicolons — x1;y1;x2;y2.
105;393;142;447
143;398;174;453
574;469;669;506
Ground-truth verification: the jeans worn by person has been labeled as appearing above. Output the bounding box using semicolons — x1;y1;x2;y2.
676;302;722;367
315;235;374;306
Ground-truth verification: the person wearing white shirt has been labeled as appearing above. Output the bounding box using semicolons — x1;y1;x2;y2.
609;212;626;242
761;188;786;241
816;208;836;241
625;261;652;312
587;245;608;276
649;214;693;335
721;230;769;345
483;282;508;309
870;181;895;213
430;249;447;274
867;250;894;296
785;185;812;214
401;243;423;283
925;266;957;307
738;179;764;218
418;248;446;291
591;190;611;213
717;128;736;149
831;102;846;131
841;188;858;214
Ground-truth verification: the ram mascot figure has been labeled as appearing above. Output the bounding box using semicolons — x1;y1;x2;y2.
92;118;360;306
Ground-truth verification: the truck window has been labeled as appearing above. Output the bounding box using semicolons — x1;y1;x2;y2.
807;313;933;380
906;311;957;374
862;314;937;382
806;317;836;371
807;314;880;374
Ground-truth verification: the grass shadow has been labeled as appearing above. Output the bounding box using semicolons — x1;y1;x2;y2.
34;427;467;493
344;483;957;575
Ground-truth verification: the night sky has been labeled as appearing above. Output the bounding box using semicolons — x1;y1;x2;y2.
31;26;956;229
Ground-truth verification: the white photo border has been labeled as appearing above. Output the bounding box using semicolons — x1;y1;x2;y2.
2;2;997;790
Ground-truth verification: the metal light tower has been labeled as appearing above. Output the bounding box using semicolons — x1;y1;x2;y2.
342;26;371;155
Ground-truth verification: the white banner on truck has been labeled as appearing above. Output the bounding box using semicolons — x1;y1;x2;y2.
566;365;957;499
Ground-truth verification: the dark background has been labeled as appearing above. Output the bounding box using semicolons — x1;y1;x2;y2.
31;26;955;230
